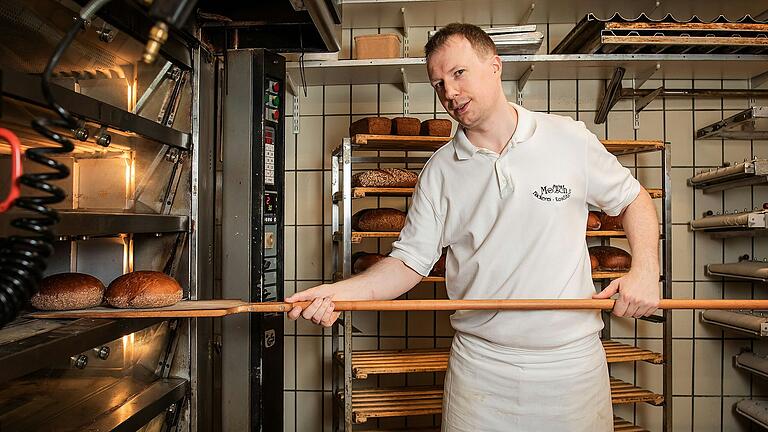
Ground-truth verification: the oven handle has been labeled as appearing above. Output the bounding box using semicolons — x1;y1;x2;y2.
0;128;22;213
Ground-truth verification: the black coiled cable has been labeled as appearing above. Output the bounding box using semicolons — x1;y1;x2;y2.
0;0;110;327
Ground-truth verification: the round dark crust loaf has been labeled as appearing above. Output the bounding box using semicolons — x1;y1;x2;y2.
352;208;407;232
429;253;446;277
352;252;387;274
352;168;418;188
587;212;602;231
599;212;624;231
589;246;632;271
31;273;105;311
589;253;600;271
106;271;183;309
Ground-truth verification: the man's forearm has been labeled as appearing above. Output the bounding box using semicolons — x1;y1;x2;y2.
622;188;660;274
333;257;424;300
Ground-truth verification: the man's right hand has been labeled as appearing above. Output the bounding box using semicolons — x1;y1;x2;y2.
285;284;341;327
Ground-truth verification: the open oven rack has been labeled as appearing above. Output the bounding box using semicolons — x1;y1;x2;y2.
341;377;663;425
330;135;671;431
700;310;768;337
0;211;188;238
0;374;187;432
0;68;189;150
688;158;768;193
732;348;768;427
0;317;161;384
689;209;768;238
696;107;768;141
706;261;768;282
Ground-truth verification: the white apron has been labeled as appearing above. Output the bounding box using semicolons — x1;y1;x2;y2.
441;331;612;432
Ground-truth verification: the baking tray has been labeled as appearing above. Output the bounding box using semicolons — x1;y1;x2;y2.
696;106;768;140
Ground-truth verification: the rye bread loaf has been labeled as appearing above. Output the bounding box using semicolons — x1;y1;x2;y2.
391;117;421;135
349;117;392;136
420;119;452;137
587;211;602;231
31;273;105;311
106;271;182;309
352;168;418;188
352;208;407;232
352;252;387;273
589;246;632;271
589;253;600;271
430;253;447;277
599;212;624;231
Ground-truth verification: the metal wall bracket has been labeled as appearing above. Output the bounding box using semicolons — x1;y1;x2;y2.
517;64;534;106
520;2;535;25
635;63;661;89
401;7;409;56
399;67;410;95
293;91;300;135
635;86;664;115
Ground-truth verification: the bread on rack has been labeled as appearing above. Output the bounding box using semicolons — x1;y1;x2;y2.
349;117;392;136
31;273;105;311
430;253;447;277
589;246;632;271
352;168;418;188
599;212;624;231
352;208;407;232
587;211;602;231
106;271;183;309
590;253;600;271
420;119;452;137
352;252;387;274
391;117;422;135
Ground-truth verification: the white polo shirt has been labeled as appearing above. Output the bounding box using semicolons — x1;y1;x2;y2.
389;103;641;349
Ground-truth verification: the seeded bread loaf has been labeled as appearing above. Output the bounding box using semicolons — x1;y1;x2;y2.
106;271;183;309
589;246;632;271
420;119;452;137
587;211;602;231
352;208;407;232
350;117;392;136
31;273;105;311
589;253;600;271
352;252;387;274
391;117;421;136
352;168;418;188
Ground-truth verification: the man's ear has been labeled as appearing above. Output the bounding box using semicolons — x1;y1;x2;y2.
491;55;502;75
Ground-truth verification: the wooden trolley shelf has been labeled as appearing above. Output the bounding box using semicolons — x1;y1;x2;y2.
345;379;662;423
421;276;445;283
614;416;650;432
339;341;661;379
602;140;665;156
338;230;660;243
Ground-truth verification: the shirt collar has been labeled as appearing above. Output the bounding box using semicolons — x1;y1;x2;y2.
453;102;537;161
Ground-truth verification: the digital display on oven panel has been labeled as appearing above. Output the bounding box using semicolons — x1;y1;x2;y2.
264;192;278;224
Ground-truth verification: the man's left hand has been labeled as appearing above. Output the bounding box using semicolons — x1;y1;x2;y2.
592;270;660;318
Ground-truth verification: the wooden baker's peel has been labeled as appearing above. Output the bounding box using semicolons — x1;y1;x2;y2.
27;298;768;319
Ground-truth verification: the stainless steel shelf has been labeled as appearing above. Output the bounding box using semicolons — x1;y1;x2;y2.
700;310;768;337
696;107;768;140
1;68;190;150
0;211;188;238
735;352;768;380
0;317;161;384
0;374;187;432
340;0;766;28
288;54;768;87
736;399;768;430
688;159;768;193
706;261;768;282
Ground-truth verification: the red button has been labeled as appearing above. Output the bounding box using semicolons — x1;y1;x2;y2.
265;137;273;144
272;82;280;92
272;110;279;120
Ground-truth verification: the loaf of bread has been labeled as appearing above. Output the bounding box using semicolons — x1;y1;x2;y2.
589;253;600;271
587;212;602;231
352;168;418;188
599;212;624;231
31;273;105;311
352;252;387;273
106;271;183;309
352;208;407;232
430;253;447;277
420;119;452;137
391;117;421;135
350;117;392;136
589;246;632;271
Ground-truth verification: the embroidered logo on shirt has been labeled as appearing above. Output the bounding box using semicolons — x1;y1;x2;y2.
532;184;571;202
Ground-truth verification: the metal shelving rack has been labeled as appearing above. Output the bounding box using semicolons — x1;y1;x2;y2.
330;136;673;431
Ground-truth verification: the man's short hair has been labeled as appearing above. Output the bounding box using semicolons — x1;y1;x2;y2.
424;23;497;60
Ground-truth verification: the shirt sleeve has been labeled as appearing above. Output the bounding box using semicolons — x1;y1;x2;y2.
389;182;444;277
584;128;642;217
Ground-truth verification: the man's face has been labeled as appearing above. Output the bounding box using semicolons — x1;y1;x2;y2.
427;35;501;129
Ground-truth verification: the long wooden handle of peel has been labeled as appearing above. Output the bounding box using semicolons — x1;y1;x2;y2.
248;298;768;313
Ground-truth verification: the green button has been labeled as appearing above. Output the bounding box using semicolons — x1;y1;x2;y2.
272;95;280;106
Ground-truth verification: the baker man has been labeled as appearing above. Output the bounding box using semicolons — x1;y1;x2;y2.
286;23;660;431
